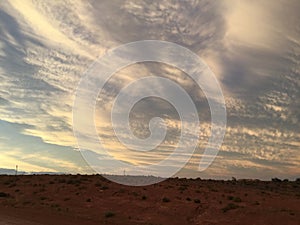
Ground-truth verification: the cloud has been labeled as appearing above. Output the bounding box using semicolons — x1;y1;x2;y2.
0;120;91;173
0;0;299;178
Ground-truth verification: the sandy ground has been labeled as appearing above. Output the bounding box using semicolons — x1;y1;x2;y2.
0;214;41;225
0;175;299;225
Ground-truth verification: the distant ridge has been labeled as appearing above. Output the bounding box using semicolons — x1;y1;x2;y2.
0;168;63;175
0;168;25;175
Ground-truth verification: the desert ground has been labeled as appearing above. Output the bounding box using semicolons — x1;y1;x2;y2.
0;175;299;225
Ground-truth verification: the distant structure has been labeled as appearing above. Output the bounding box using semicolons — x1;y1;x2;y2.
15;165;18;176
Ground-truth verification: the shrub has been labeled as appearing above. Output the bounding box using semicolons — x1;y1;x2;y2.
105;211;115;218
8;183;16;188
228;196;241;202
227;196;234;200
142;195;147;200
22;201;31;205
67;179;81;185
178;186;187;191
39;188;46;192
0;192;9;198
162;197;170;202
194;199;201;204
95;182;102;187
186;197;191;201
51;204;60;208
58;178;66;183
118;188;125;193
233;197;241;202
132;192;139;197
222;203;239;212
272;178;282;182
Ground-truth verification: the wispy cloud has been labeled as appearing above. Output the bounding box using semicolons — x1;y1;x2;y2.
0;0;299;178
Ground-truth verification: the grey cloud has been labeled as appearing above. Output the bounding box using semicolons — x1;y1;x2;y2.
0;0;299;178
88;0;227;48
0;97;9;105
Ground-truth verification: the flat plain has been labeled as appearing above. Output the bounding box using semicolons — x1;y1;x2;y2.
0;175;299;225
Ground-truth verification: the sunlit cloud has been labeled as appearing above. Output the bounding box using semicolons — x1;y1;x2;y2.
0;0;299;179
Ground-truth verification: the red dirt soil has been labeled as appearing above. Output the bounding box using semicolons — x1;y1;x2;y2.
0;175;299;225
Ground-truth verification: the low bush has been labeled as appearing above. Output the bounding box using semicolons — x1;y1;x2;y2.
233;197;241;202
194;199;201;204
105;211;115;218
162;197;170;202
222;203;239;212
0;192;9;198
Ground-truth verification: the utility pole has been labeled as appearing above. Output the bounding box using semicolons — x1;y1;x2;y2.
15;165;18;176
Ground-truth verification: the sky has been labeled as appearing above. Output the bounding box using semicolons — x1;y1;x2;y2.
0;0;299;180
